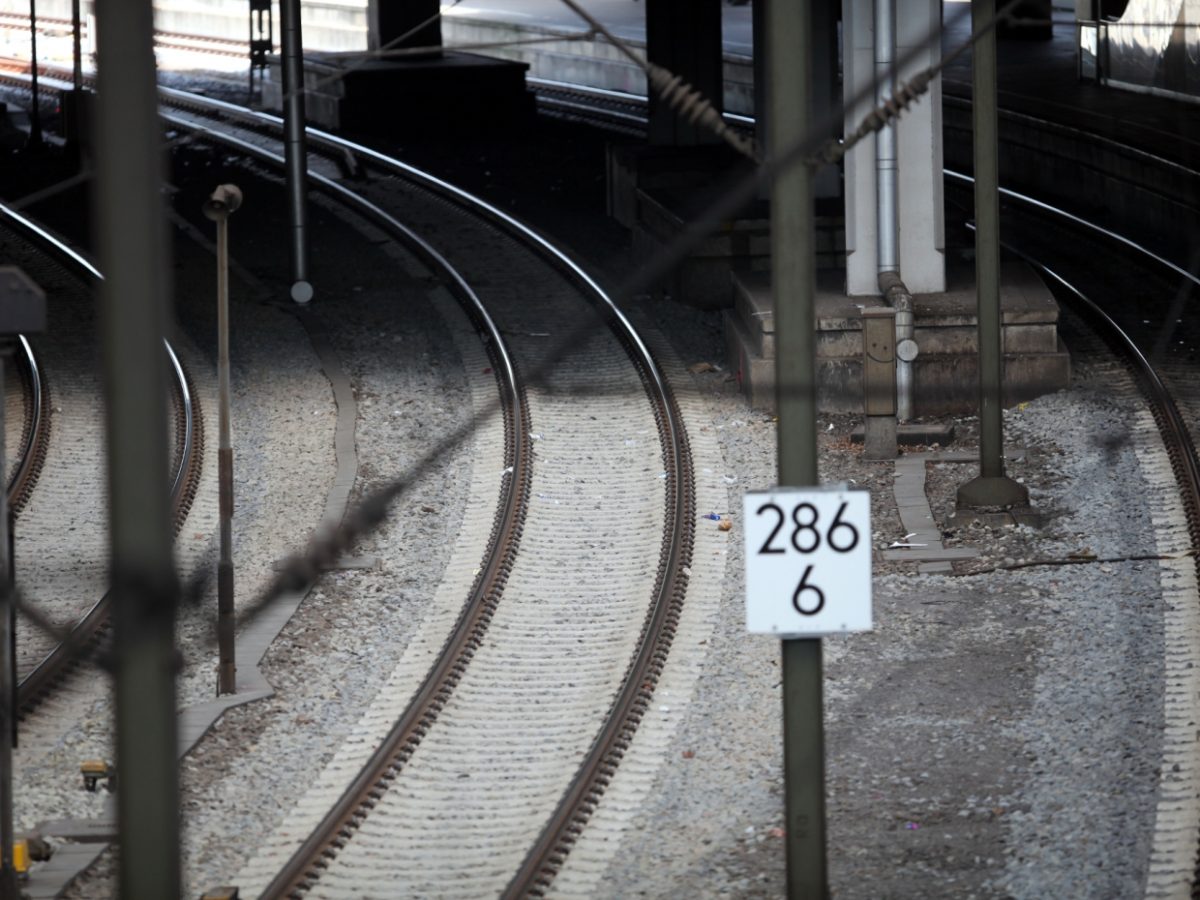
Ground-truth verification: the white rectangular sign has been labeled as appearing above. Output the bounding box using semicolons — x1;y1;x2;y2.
743;486;872;637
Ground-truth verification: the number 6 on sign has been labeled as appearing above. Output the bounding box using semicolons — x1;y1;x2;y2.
743;486;872;637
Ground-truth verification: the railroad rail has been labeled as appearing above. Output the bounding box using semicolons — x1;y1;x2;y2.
0;13;249;61
9;335;48;517
0;201;203;714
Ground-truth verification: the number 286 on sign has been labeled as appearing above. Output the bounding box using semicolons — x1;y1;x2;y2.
743;487;872;638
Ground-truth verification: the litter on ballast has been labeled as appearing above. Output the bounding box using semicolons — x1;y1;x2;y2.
688;361;718;374
702;513;722;521
904;822;920;830
718;520;733;532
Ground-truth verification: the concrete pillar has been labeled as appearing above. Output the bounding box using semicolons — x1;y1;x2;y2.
843;0;945;296
646;0;722;146
367;0;441;52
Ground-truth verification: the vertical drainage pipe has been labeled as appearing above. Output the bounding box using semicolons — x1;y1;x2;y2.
874;0;897;279
874;0;916;422
280;0;312;304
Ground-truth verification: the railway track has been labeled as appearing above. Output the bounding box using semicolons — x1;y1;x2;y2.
0;56;712;892
0;201;203;715
127;83;698;894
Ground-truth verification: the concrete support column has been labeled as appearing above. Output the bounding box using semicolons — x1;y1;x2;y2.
843;0;945;296
367;0;441;52
645;0;722;146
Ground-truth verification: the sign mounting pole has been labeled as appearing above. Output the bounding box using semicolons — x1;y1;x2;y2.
767;0;826;896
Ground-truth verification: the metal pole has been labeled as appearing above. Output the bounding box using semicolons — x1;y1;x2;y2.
71;0;82;90
0;344;14;900
28;0;42;147
279;0;313;304
204;185;242;695
93;0;180;894
957;0;1028;509
974;0;1001;480
769;0;826;896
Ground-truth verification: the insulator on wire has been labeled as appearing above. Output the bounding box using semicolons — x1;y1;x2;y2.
645;63;759;162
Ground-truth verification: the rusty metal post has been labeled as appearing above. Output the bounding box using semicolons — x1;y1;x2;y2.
93;0;180;893
861;307;897;459
204;185;242;695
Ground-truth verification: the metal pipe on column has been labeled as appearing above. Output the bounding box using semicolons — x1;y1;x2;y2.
92;0;180;893
874;0;917;423
768;0;827;895
874;0;898;278
280;0;312;304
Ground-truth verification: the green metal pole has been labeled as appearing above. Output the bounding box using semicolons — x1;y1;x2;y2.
958;0;1028;509
93;0;180;896
768;1;826;897
974;0;1002;481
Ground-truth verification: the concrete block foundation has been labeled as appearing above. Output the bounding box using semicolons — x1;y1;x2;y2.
724;261;1071;414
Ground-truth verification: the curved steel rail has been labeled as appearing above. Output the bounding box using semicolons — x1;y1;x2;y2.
9;335;49;516
156;90;695;896
0;201;201;712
